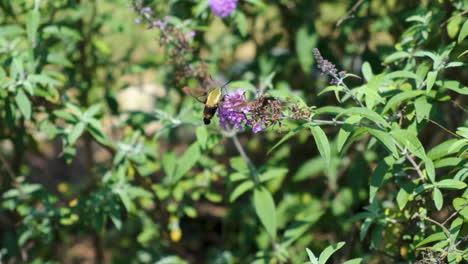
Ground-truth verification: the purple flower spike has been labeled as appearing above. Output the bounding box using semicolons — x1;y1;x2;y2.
187;31;196;38
218;89;250;130
153;20;168;29
209;0;238;18
252;122;265;133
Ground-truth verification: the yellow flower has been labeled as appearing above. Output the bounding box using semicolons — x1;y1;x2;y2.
69;198;78;207
58;183;69;193
170;229;182;242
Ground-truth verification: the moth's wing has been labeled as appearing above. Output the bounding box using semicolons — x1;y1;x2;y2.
206;76;231;96
203;77;219;93
220;79;232;95
182;86;206;103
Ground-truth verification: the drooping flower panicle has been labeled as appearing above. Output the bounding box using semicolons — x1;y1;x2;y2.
218;89;250;130
313;48;346;84
218;89;288;133
209;0;238;18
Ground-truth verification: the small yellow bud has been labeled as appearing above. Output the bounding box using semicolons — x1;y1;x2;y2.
69;198;78;207
58;183;69;193
384;208;390;216
170;229;182;242
400;246;408;259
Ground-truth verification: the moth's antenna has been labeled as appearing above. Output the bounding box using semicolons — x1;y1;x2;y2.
221;79;232;94
221;79;232;88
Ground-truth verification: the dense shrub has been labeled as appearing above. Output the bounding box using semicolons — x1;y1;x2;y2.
0;0;467;263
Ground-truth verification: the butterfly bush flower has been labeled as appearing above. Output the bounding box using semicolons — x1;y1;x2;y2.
313;48;346;84
218;89;287;133
218;89;250;130
209;0;238;18
252;122;265;133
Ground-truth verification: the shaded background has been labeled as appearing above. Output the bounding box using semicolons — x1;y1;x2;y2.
0;0;467;263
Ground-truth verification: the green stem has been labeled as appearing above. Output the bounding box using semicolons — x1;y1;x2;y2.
231;133;260;185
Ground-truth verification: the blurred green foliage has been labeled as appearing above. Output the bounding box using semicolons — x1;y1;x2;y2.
0;0;467;263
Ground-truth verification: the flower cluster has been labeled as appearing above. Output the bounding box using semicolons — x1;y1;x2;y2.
218;90;286;133
132;0;205;87
218;89;250;130
313;48;346;84
209;0;238;18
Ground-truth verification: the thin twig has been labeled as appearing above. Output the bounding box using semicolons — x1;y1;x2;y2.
414;113;462;139
231;132;260;184
0;152;17;182
440;10;468;27
442;203;467;226
413;213;450;238
336;0;366;26
452;100;468;114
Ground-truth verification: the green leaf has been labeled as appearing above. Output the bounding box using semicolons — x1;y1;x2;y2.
427;139;460;160
234;12;248;37
397;188;410;210
318;85;345;97
390;128;426;159
424;157;435;183
338;107;389;127
370;156;395;203
245;0;267;8
336;115;361;152
416;232;447;247
54;109;77;122
342;259;363;264
360;218;373;240
361;62;373;81
459;49;468;58
433;188;443;211
310;125;331;168
414;51;440;65
230;157;250;174
445;61;464;68
253;187;277;240
68;122;85;145
318;241;345;264
306;248;318;264
371;222;384;248
384;51;410;63
259;168;288;183
366;128;398;157
15;90;32;120
292;157;326;181
110;208;122;230
414;96;432;123
449;217;463;239
448;139;468;154
196;126;208;148
268;124;307;154
360;77;386;110
458;19;468;43
194;0;209;16
453;198;468;219
436;179;467;190
281;219;320;248
447;16;463;39
434;157;463;168
385;70;423;85
426;70;438;93
382;90;424;114
435;80;468;95
173;143;201;182
296;26;318;73
26;10;40;46
230;180;254;202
